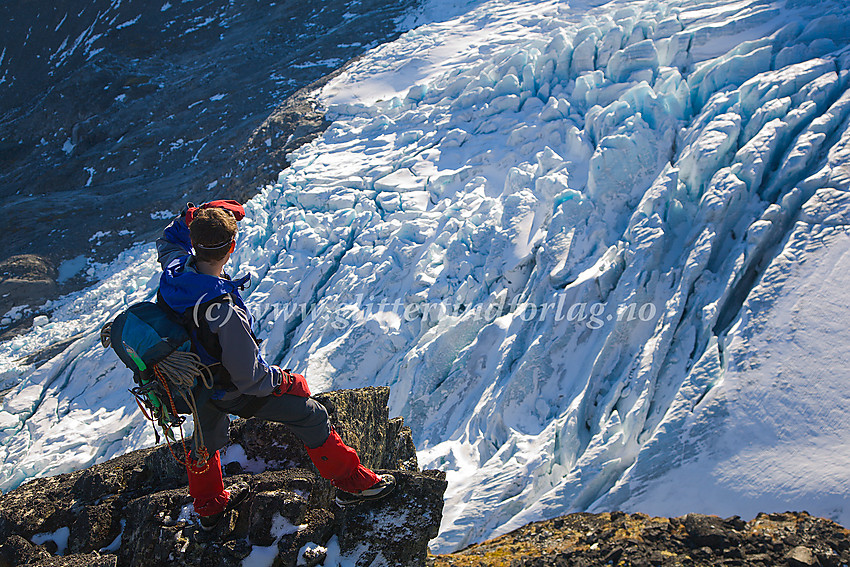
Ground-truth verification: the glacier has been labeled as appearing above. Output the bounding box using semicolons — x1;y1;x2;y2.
2;0;850;555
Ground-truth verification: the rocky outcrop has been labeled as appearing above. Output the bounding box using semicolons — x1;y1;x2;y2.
428;511;850;567
0;387;447;567
0;256;58;317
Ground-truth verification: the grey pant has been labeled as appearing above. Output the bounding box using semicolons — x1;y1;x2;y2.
193;394;332;454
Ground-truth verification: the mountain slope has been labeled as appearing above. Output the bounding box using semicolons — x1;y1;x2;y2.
0;0;418;312
1;0;850;556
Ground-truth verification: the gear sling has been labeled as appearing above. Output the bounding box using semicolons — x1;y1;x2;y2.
100;300;217;472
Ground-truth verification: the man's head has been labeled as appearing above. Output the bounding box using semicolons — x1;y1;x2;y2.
190;207;238;263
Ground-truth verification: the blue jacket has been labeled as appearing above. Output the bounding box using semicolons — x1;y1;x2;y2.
156;216;282;399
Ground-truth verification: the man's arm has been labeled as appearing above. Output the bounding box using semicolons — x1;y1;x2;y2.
156;213;193;270
208;297;282;397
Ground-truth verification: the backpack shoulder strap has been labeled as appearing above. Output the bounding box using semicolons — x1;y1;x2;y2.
157;290;227;369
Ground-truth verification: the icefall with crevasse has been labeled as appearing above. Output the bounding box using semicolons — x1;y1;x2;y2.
2;0;850;554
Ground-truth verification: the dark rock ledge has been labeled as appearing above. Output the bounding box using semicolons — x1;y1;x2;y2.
0;387;447;567
428;510;850;567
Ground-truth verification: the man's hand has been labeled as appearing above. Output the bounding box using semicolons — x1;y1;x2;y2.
184;200;246;225
272;368;312;398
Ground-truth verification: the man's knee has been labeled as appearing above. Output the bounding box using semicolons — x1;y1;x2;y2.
296;398;332;449
305;398;329;425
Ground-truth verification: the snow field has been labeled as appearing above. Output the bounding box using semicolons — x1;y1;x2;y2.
1;0;850;557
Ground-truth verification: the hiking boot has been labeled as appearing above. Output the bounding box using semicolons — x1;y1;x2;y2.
335;473;396;507
199;481;250;531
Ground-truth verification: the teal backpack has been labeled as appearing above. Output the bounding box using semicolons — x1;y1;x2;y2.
101;301;214;459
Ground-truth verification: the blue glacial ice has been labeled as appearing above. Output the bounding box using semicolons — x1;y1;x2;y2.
2;0;850;555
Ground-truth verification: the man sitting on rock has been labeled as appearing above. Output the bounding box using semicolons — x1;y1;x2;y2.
155;201;395;531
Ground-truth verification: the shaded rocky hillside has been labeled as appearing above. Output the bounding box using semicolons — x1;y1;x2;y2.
428;511;850;567
0;387;447;566
0;0;419;316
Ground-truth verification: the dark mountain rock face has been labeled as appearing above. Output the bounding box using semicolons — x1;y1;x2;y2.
0;387;447;566
0;0;418;316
